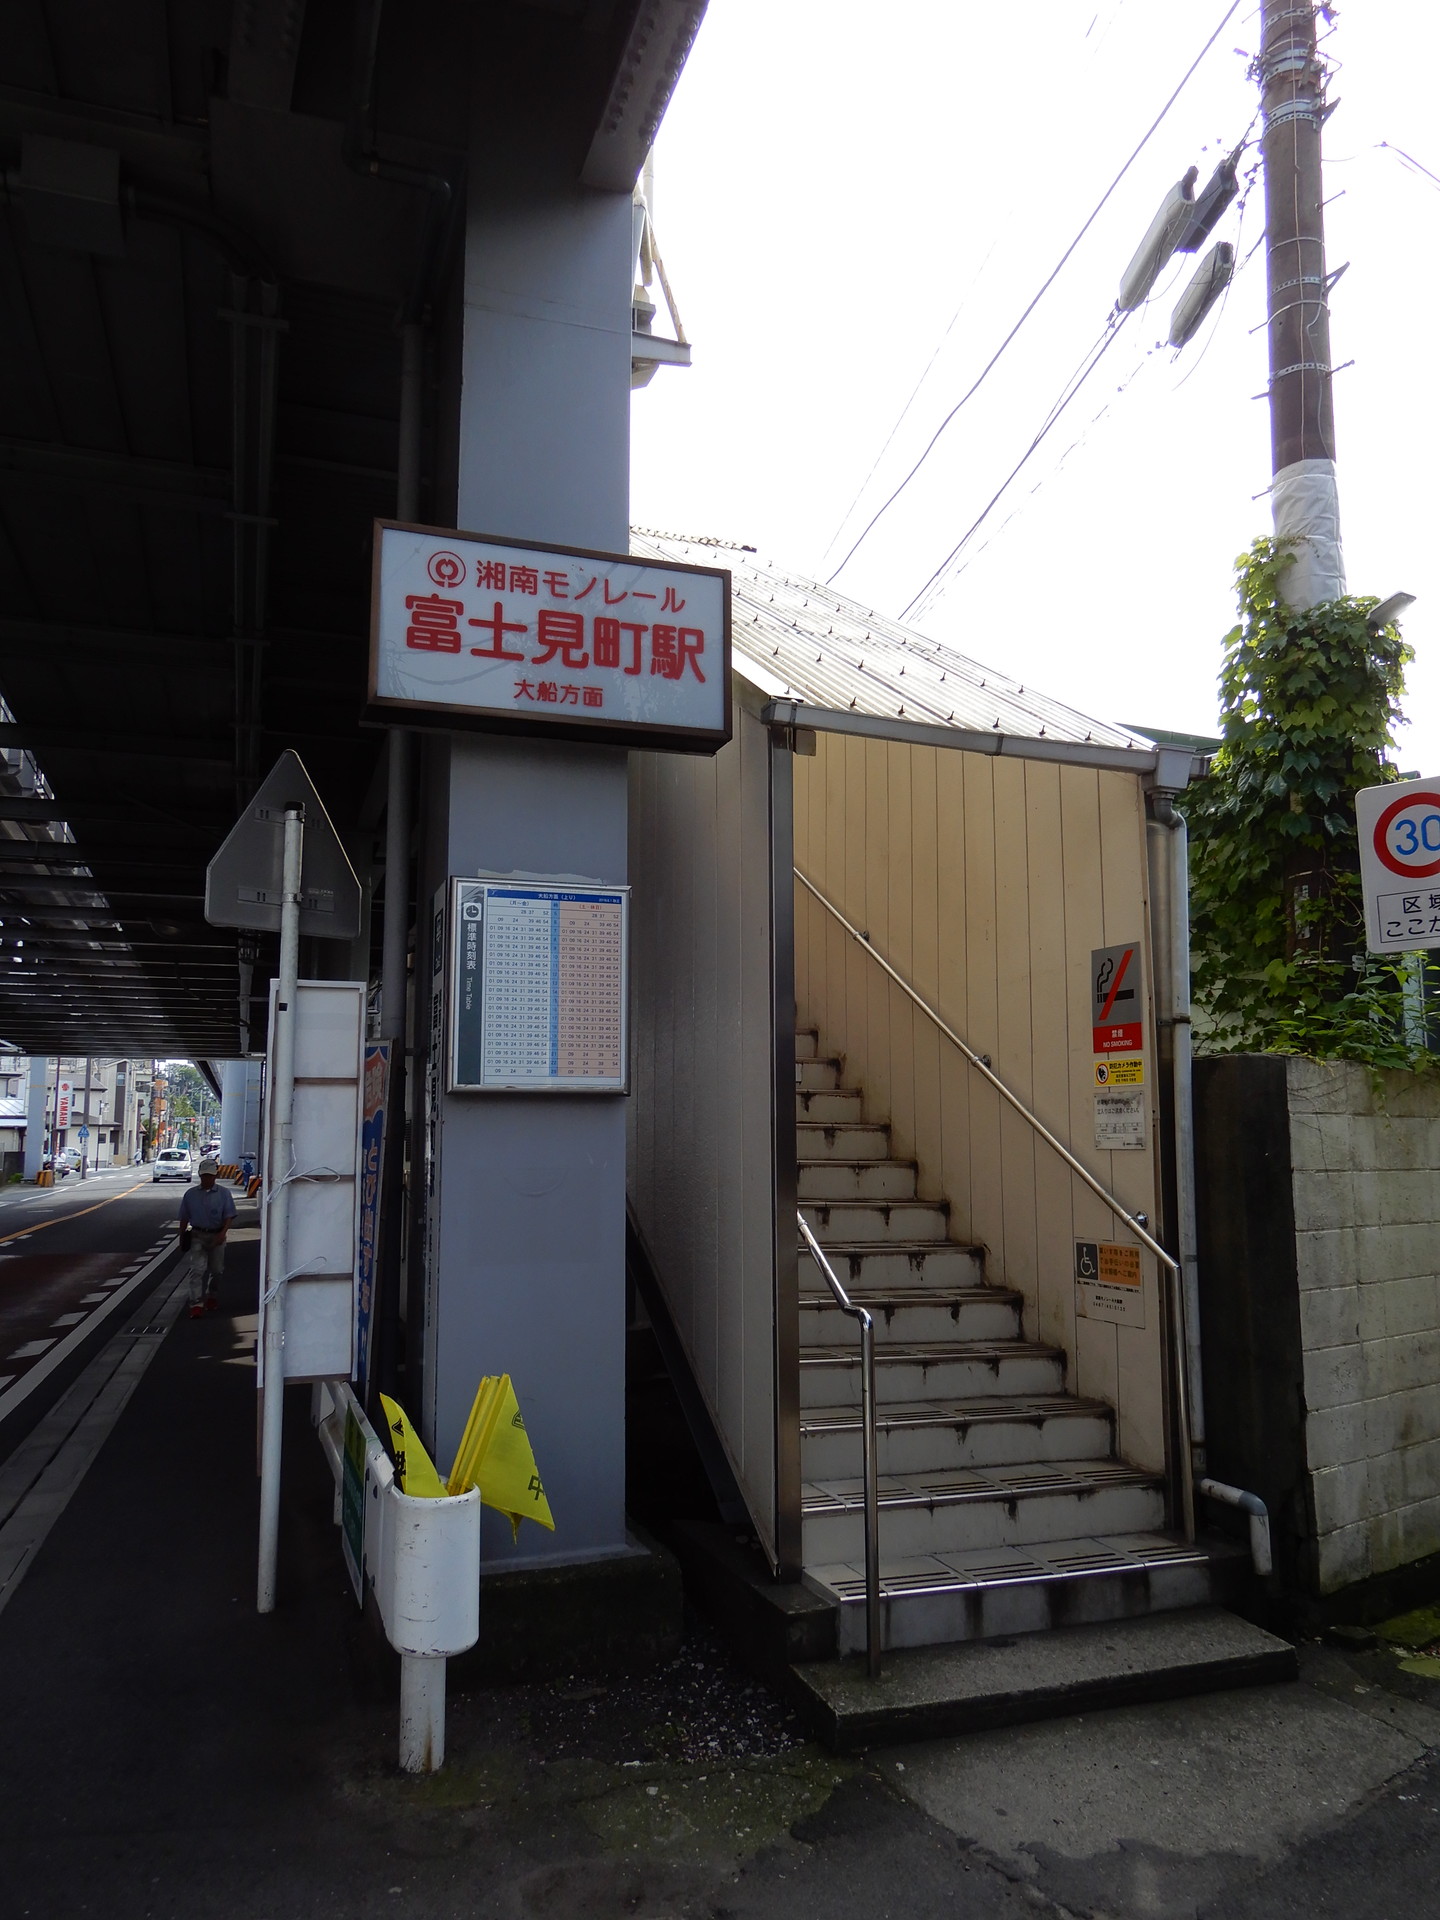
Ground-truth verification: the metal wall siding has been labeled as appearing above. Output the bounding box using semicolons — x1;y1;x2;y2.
627;694;778;1557
794;734;1166;1474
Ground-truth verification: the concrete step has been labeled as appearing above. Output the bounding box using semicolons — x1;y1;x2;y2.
795;1028;819;1061
801;1339;1065;1409
798;1287;1022;1349
798;1159;918;1201
799;1393;1114;1479
797;1057;845;1091
801;1241;986;1291
800;1460;1164;1563
809;1534;1247;1658
800;1198;950;1244
796;1121;892;1161
796;1088;866;1124
788;1601;1294;1751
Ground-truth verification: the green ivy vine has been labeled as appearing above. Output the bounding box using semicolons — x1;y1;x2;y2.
1184;537;1432;1069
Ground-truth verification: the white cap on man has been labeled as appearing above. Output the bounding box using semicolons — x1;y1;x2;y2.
198;1156;219;1175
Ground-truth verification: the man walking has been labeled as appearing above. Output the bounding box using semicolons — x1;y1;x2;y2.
177;1156;236;1320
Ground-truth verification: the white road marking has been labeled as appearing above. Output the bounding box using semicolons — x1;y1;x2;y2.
0;1240;181;1428
50;1314;85;1328
0;1273;189;1617
78;1294;108;1304
8;1340;55;1360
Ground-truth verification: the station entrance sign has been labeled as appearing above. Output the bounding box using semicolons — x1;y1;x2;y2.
368;520;732;754
1356;776;1440;952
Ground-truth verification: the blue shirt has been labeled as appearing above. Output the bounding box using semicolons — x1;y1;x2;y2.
177;1184;237;1233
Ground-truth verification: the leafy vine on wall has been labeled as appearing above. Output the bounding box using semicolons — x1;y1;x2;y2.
1184;537;1431;1070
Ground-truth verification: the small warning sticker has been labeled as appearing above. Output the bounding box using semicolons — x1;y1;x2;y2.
1075;1240;1146;1327
1094;1055;1145;1088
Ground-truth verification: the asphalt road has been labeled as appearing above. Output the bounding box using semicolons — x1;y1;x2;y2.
0;1169;185;1461
2;1188;1439;1920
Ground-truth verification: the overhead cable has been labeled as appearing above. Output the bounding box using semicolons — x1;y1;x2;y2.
901;315;1132;622
824;0;1245;586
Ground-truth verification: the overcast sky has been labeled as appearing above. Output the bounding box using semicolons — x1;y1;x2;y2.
631;1;1440;773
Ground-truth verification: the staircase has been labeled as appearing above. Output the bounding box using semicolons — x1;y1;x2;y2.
795;1026;1244;1655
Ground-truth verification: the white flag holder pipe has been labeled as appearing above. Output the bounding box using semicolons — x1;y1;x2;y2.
258;805;303;1613
313;1380;481;1771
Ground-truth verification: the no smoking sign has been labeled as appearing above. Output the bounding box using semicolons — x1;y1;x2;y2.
1356;777;1440;952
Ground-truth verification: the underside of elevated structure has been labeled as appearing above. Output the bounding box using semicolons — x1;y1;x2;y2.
0;0;701;1058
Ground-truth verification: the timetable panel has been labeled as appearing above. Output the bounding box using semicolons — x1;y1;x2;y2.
447;878;628;1092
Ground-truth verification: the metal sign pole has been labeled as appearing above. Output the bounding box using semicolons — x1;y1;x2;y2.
257;804;304;1614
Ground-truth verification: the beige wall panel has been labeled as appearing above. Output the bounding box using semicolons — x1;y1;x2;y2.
1097;771;1167;1471
885;741;917;1165
908;745;943;1203
1025;762;1078;1356
793;734;1164;1469
628;694;778;1558
1053;768;1119;1414
992;756;1039;1310
934;746;975;1236
961;753;1005;1269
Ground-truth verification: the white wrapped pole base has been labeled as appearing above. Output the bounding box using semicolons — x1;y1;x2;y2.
400;1655;447;1773
313;1384;482;1774
382;1483;481;1774
1272;457;1345;611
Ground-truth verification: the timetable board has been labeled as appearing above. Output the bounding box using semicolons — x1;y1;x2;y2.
447;877;629;1093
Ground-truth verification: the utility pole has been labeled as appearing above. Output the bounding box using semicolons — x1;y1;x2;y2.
1259;0;1343;611
79;1054;90;1179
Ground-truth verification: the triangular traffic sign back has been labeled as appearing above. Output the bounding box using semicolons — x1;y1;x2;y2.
205;749;362;940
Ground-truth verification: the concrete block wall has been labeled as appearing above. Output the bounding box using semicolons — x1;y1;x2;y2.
1286;1060;1440;1593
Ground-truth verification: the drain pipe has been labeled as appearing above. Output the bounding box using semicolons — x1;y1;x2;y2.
1197;1477;1274;1577
1150;778;1273;1579
1150;789;1207;1464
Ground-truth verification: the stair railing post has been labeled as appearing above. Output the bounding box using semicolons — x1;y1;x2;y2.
798;1209;881;1678
859;1309;881;1679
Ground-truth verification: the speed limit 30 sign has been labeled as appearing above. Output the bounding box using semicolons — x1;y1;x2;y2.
1356;777;1440;951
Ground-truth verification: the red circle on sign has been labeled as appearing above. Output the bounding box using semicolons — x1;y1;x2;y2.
427;549;466;589
1373;789;1440;879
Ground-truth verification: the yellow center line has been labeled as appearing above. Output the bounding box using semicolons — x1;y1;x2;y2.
0;1179;157;1246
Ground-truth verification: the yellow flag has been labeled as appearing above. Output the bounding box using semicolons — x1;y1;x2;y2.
378;1392;447;1498
448;1374;555;1541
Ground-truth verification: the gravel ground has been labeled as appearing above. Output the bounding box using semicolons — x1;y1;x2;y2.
446;1620;807;1767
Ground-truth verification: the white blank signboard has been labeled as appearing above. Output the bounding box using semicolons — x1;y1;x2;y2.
258;978;365;1383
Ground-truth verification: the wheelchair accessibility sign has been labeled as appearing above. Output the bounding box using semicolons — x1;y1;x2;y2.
1075;1239;1145;1328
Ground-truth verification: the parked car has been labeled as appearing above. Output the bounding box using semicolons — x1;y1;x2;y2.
151;1148;194;1184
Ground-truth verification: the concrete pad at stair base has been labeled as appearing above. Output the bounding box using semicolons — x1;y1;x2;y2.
883;1643;1440;1920
788;1607;1296;1751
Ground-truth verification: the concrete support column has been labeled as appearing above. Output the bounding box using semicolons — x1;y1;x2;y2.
220;1058;264;1166
219;1059;248;1165
412;99;635;1565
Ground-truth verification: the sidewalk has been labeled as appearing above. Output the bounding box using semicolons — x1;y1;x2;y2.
2;1231;1440;1920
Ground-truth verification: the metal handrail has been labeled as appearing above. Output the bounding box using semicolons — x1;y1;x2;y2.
797;1209;882;1677
795;864;1195;1542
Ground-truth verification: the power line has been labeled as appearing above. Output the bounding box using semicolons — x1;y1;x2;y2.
901;315;1132;622
816;236;1002;568
824;0;1246;586
819;4;1150;571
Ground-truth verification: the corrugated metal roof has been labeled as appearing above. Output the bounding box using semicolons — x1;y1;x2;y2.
630;529;1152;754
